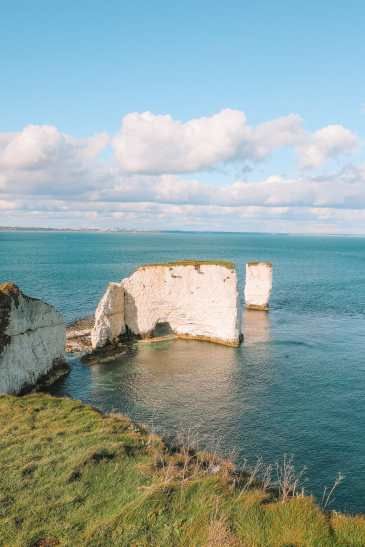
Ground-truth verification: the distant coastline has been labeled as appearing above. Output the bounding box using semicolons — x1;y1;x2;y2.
0;226;164;234
1;226;364;237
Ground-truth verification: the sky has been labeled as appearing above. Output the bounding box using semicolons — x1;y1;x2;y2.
1;0;365;233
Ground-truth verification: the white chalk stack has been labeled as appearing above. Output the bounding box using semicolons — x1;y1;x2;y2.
244;261;272;311
123;262;241;346
91;260;241;349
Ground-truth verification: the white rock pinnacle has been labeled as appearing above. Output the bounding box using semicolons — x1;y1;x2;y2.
244;261;272;311
91;282;125;348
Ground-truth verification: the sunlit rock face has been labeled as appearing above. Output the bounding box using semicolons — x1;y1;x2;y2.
92;261;241;348
91;282;125;349
0;283;66;394
122;261;241;347
244;262;272;311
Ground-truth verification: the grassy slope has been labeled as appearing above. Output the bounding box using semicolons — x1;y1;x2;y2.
0;395;365;546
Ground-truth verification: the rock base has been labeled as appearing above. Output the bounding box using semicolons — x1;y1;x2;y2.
19;358;70;394
66;316;94;353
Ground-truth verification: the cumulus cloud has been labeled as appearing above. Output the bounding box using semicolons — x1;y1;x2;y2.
112;109;250;173
112;110;357;174
248;114;304;158
0;125;109;194
297;125;358;168
0;114;363;233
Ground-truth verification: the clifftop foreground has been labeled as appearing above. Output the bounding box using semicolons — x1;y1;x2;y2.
0;394;364;546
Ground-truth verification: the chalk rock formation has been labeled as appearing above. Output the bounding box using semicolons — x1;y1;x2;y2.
92;261;241;348
125;261;241;346
0;283;67;394
91;282;125;348
244;261;272;310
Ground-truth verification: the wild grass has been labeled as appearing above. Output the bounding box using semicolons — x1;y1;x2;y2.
0;394;364;546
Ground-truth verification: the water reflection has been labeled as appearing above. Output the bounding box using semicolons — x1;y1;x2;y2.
243;309;271;346
87;339;244;450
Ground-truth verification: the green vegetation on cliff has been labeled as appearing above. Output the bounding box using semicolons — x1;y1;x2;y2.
0;394;364;546
139;259;236;270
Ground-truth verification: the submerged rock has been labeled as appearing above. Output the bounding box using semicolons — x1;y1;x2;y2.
0;283;68;394
244;261;273;311
91;260;241;349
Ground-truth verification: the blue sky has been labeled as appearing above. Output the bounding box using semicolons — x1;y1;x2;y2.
1;1;365;232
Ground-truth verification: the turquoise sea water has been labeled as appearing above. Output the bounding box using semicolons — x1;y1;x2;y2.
1;231;365;512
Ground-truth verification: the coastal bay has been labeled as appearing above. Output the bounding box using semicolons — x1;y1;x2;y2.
1;230;365;514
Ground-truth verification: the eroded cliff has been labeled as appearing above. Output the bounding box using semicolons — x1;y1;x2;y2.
0;283;67;394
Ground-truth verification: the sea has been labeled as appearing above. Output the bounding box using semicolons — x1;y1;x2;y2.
1;230;365;513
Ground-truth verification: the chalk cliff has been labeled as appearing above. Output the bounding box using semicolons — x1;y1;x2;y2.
91;261;241;348
244;261;272;310
91;282;125;349
0;283;67;394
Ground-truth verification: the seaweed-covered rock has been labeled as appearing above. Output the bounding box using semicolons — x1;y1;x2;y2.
0;283;67;394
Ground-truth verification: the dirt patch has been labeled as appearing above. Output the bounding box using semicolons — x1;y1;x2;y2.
31;538;60;547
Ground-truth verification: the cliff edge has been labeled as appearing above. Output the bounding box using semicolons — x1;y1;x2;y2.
0;283;68;394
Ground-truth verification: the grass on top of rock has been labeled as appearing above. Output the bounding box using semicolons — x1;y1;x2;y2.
0;394;364;547
138;259;236;270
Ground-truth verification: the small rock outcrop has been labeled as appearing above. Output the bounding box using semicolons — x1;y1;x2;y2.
244;261;272;311
66;316;94;353
91;260;241;348
0;283;68;394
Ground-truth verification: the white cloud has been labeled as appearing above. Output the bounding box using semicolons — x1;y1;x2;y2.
112;109;250;173
0;125;109;194
3;197;365;234
83;166;365;211
297;125;358;168
249;114;304;158
113;110;357;174
0;114;363;233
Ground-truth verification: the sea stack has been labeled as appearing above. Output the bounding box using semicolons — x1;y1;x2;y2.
0;283;68;394
244;261;272;311
91;260;241;348
91;282;125;349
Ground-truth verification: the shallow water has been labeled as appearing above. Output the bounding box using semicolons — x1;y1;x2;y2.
1;231;365;512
